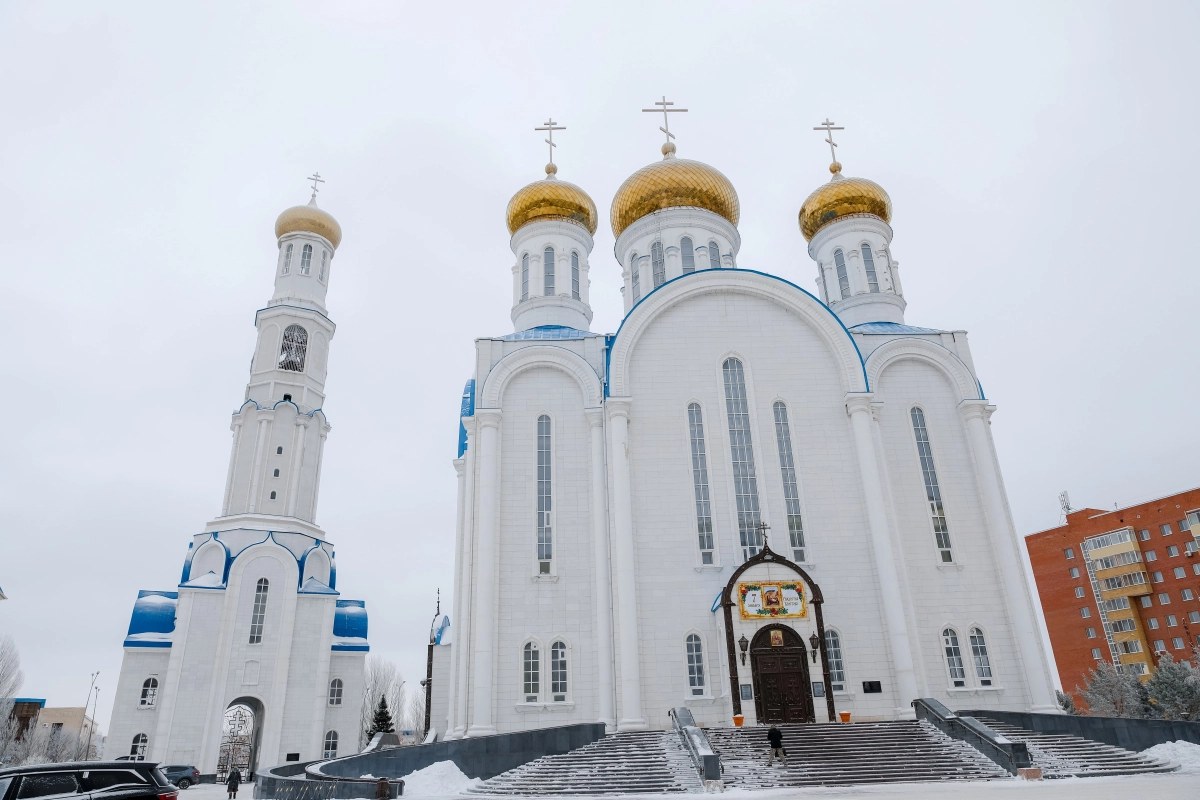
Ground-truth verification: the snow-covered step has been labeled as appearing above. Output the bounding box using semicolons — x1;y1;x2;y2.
972;717;1178;778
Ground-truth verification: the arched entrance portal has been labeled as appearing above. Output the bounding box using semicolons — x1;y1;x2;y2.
750;624;815;723
217;697;264;781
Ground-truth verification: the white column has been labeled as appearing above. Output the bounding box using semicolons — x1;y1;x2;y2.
824;264;840;301
309;425;329;522
284;418;308;518
585;408;616;730
606;398;647;730
444;457;466;738
454;423;478;737
222;419;243;515
846;394;920;716
246;416;271;513
960;400;1059;712
467;409;501;737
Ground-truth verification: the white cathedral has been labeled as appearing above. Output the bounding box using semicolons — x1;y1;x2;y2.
433;124;1059;738
106;192;368;774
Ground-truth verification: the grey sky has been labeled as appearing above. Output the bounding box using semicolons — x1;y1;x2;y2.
2;2;1197;731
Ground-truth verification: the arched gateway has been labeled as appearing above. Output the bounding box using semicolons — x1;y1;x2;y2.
721;543;836;723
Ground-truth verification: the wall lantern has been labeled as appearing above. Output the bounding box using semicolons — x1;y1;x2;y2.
738;634;749;665
809;631;821;663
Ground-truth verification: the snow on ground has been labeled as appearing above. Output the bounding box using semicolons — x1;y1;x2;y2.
393;760;482;797
1142;740;1200;774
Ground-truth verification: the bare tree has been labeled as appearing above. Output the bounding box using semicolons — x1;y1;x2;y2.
399;686;425;743
0;635;23;701
359;656;404;750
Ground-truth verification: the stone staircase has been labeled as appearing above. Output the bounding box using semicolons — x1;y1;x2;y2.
973;717;1178;778
706;720;1009;789
468;730;700;795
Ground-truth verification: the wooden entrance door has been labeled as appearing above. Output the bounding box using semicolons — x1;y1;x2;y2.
750;625;815;723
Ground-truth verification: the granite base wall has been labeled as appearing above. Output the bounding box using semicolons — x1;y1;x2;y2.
961;709;1200;752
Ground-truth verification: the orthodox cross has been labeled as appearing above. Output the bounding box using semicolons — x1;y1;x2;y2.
643;95;688;144
757;520;771;548
813;119;844;163
307;171;325;199
535;118;566;165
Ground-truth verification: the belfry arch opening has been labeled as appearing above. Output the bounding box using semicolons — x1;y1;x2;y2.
217;697;264;781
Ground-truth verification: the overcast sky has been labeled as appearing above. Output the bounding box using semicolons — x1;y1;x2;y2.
2;2;1198;731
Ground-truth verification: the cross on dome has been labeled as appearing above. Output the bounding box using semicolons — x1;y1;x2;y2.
813;118;845;169
534;118;566;176
306;171;325;200
643;95;687;156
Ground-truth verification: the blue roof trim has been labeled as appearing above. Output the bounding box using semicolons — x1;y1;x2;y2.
603;335;616;398
457;379;475;458
848;321;944;334
331;644;370;652
125;641;173;649
501;325;601;341
12;699;46;707
978;380;987;400
613;269;869;391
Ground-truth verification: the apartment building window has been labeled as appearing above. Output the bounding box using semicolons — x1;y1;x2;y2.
1080;607;1091;618
1182;589;1194;600
1167;614;1178;626
1153;571;1164;583
1153;639;1167;653
1069;567;1080;578
1064;547;1075;559
1086;627;1096;638
1141;596;1153;608
1139;529;1151;541
1167;545;1179;557
1188;611;1200;624
1173;637;1186;650
1159;593;1171;604
1146;550;1158;561
1148;617;1160;629
1160;524;1173;536
1075;587;1085;598
1174;567;1186;579
1091;648;1102;659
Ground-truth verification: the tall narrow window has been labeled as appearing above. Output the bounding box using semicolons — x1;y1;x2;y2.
140;678;158;707
686;634;705;696
130;733;148;761
248;578;269;644
687;403;715;564
523;642;540;702
833;249;850;299
969;627;993;685
651;241;665;287
570;252;580;300
708;240;721;269
536;415;552;573
681;237;695;273
772;401;806;563
825;630;845;691
550;641;567;701
322;731;338;759
543;247;555;295
278;324;308;372
328;678;343;706
911;407;952;562
943;628;966;687
723;358;763;560
861;245;879;292
631;255;641;302
521;254;529;301
319;250;328;282
300;244;313;275
282;243;293;275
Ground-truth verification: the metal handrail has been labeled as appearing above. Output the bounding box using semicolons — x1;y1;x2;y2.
668;708;722;784
911;698;1031;775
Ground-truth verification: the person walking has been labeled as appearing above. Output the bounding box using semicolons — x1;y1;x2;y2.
766;725;787;766
226;767;242;799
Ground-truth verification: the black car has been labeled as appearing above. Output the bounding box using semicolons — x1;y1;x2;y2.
0;761;179;800
158;767;199;790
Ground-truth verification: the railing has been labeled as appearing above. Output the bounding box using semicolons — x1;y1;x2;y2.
911;698;1031;775
669;707;722;788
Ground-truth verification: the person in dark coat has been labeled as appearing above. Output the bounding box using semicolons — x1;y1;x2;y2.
226;768;242;799
766;725;787;766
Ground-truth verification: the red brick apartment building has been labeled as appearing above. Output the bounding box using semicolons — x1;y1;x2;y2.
1026;488;1200;704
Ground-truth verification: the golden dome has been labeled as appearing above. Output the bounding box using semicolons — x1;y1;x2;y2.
610;144;740;238
798;162;891;241
506;164;598;235
275;197;343;249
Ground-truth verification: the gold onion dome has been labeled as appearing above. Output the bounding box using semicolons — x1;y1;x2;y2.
610;142;740;238
798;162;891;241
275;196;343;249
506;163;599;236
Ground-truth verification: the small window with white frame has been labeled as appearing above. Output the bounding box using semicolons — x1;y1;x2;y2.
281;243;293;275
630;253;641;302
328;678;343;706
686;403;715;565
685;633;705;696
300;243;312;275
523;641;540;702
570;252;580;300
651;241;665;287
824;629;845;692
681;237;695;273
536;414;553;575
140;677;158;707
911;407;953;562
707;240;720;270
969;627;993;686
521;254;529;301
550;641;568;702
942;627;966;687
543;247;555;295
860;244;879;292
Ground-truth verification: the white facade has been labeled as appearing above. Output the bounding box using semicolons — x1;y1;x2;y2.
435;147;1059;738
106;194;368;774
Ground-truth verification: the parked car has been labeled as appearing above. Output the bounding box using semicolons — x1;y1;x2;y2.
0;761;179;800
159;767;199;790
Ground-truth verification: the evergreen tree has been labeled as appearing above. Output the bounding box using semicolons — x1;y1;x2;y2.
1055;690;1079;715
364;696;395;740
1144;654;1200;721
1079;661;1146;718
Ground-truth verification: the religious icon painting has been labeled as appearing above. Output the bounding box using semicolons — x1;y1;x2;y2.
737;582;806;618
762;586;782;609
770;629;785;647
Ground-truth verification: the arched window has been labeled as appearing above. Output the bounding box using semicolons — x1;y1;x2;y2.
282;243;293;275
651;241;665;287
708;240;721;270
130;733;148;761
273;469;280;477
970;627;993;685
276;446;283;454
523;642;540;702
943;628;966;687
521;254;529;301
570;252;580;300
723;358;762;560
550;641;568;701
824;630;845;691
139;678;158;707
861;245;879;292
686;634;705;695
269;490;277;500
278;325;308;372
772;402;806;563
687;403;714;564
680;237;695;273
328;678;343;706
536;415;553;574
248;578;269;644
911;408;952;562
543;247;555;295
300;244;313;275
631;254;642;302
322;731;338;759
319;250;329;282
833;249;850;299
